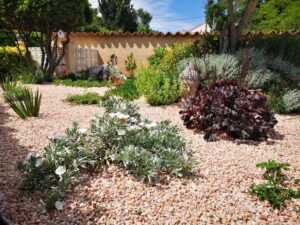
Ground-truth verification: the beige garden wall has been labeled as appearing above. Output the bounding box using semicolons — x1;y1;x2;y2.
64;32;201;74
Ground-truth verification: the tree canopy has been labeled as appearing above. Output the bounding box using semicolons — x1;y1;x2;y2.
251;0;300;32
98;0;152;32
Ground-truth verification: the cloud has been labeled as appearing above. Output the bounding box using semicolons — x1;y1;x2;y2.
89;0;200;32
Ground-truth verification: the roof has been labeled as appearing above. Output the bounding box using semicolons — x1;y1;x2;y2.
70;31;204;37
190;23;211;33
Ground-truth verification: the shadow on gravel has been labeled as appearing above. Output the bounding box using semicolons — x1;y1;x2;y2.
0;104;28;224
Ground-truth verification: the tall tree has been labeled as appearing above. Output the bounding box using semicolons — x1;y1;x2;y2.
0;0;93;78
98;0;138;32
205;0;259;52
137;8;152;33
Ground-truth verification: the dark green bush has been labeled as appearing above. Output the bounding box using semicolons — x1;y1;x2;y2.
66;92;101;105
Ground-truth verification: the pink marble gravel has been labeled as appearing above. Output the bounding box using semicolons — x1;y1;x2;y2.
0;84;299;225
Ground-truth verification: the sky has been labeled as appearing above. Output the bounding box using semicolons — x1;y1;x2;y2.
89;0;207;32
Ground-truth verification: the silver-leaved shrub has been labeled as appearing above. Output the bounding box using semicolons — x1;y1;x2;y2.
18;97;194;210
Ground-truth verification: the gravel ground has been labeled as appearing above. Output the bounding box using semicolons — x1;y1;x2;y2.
0;84;299;225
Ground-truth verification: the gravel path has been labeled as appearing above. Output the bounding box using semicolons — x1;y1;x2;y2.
0;84;299;225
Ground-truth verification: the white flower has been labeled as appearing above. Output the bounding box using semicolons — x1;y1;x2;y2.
78;128;87;134
144;122;157;129
55;166;66;176
109;112;129;120
117;129;126;136
127;125;140;131
35;158;43;167
129;117;138;123
54;201;64;210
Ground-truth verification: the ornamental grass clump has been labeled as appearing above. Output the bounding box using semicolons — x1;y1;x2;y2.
180;80;277;142
18;97;194;211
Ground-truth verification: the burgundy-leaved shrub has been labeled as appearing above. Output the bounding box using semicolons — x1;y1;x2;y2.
180;80;277;142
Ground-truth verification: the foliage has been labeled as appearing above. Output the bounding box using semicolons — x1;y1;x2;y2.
205;0;260;52
180;80;277;142
159;43;193;74
0;50;37;82
66;92;101;105
1;0;94;77
2;83;42;119
190;34;220;57
103;79;140;101
98;0;152;32
53;79;110;88
136;67;180;106
178;55;241;87
247;35;300;68
282;90;300;113
250;160;300;209
148;47;166;67
92;97;194;181
125;53;137;77
251;0;300;32
18;124;97;210
18;97;194;210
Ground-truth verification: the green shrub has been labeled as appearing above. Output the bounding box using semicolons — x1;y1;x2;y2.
3;84;42;119
148;47;166;67
136;67;180;105
53;79;110;88
103;79;140;101
0;50;38;83
159;43;193;74
282;89;300;113
145;73;180;106
66;92;101;105
18;97;194;210
250;160;300;209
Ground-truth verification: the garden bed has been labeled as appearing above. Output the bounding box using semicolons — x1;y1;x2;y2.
0;84;299;225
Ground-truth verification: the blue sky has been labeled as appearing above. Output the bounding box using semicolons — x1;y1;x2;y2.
89;0;206;32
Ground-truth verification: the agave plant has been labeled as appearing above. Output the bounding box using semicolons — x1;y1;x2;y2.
4;86;42;119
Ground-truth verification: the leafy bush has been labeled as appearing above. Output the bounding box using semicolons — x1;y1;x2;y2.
159;43;193;74
250;160;300;209
91;97;194;181
180;80;277;142
3;82;42;119
148;47;166;67
103;79;140;101
18;124;97;210
136;67;180;105
66;92;101;105
282;89;300;113
18;97;194;210
0;49;39;83
53;79;110;88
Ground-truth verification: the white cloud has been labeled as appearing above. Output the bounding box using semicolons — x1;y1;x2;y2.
89;0;201;32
